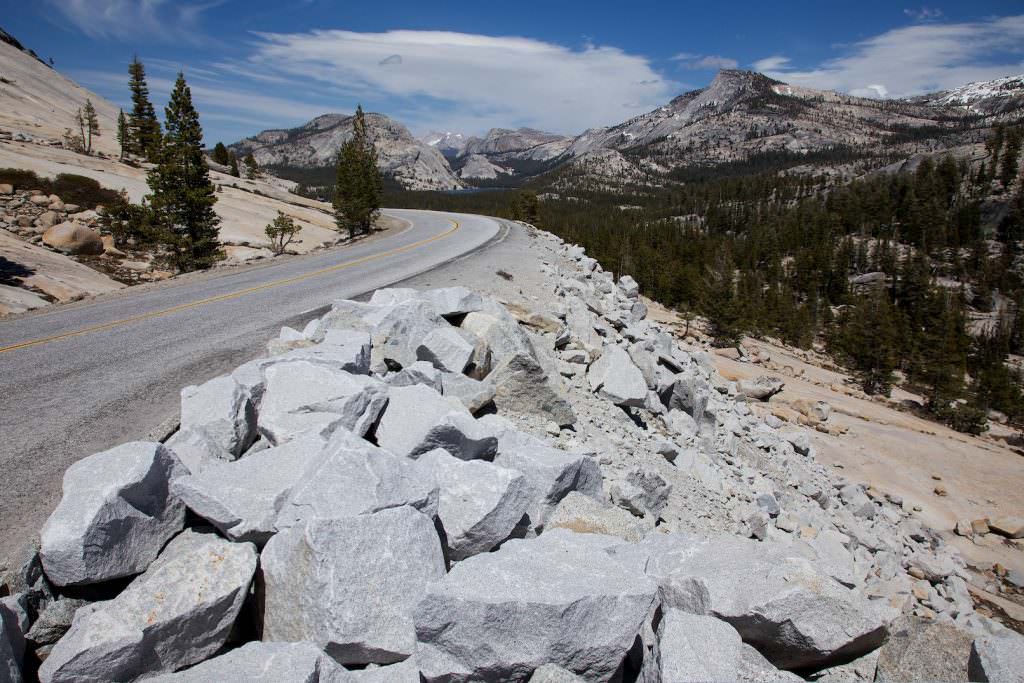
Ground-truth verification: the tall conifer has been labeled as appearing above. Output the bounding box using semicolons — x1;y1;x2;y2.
333;105;382;240
147;73;222;271
128;56;161;159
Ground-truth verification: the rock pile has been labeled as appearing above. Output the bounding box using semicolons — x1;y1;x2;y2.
3;234;1022;682
0;186;107;254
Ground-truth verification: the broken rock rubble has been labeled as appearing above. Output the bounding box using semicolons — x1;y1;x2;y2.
10;247;1008;682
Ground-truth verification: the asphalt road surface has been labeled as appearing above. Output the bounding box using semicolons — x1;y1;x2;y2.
0;209;505;570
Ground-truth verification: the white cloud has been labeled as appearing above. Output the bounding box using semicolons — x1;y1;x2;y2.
239;29;680;134
671;53;739;70
756;15;1024;98
43;0;222;42
903;7;944;22
74;69;331;125
753;56;791;72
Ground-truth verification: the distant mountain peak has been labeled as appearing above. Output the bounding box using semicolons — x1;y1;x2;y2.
916;73;1024;115
231;113;462;191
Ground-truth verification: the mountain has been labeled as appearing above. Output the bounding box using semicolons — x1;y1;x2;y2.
421;130;468;157
911;73;1024;116
458;154;512;180
462;127;572;162
0;28;121;156
230;113;462;191
541;69;1024;188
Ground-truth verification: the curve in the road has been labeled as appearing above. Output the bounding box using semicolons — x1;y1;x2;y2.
0;218;460;354
0;208;504;568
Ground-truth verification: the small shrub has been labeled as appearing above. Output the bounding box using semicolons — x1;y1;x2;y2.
0;168;119;209
264;211;300;255
50;174;120;208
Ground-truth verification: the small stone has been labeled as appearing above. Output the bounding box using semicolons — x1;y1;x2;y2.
971;518;990;535
989;516;1024;539
934;484;948;497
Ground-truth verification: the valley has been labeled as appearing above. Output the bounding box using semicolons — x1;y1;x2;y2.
2;12;1024;682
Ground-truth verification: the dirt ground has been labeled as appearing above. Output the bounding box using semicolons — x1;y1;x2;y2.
645;299;1024;583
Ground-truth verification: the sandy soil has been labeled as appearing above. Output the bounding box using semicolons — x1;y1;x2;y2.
646;299;1024;577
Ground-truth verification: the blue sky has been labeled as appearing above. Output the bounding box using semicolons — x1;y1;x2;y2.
4;1;1024;144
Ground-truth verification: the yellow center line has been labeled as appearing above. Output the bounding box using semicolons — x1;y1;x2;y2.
0;219;460;354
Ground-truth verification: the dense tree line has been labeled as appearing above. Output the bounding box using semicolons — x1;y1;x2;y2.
387;125;1024;431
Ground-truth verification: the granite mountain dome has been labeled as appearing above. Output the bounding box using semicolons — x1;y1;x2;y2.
229;112;462;191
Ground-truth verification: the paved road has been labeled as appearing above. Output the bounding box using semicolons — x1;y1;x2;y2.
0;209;504;569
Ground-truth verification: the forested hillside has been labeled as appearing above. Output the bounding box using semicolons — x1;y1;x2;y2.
388;123;1024;433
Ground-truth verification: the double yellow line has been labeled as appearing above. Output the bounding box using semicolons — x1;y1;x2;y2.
0;219;460;354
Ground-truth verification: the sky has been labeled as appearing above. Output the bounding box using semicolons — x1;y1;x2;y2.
3;1;1024;145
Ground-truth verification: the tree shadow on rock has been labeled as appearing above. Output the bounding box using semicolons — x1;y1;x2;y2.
0;256;35;286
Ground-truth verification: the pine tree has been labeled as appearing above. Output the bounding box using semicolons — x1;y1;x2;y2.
228;151;240;178
829;292;899;395
147;72;222;271
128;56;161;159
212;142;230;166
81;99;100;154
333;105;382;239
999;128;1021;189
116;110;128;160
242;153;261;179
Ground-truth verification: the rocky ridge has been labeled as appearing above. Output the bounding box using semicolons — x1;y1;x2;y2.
2;226;1023;681
230;113;463;191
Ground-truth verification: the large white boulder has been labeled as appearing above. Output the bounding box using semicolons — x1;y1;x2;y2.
634;534;889;669
364;299;446;369
657;610;744;682
347;659;421;682
460;304;535;367
179;375;256;459
275;329;372;375
275;430;438;529
262;507;446;665
0;595;28;683
617;275;639;298
171;432;326;544
411;449;532;560
416;287;484;318
258;360;388;445
374;384;497;460
39;442;186;587
547;492;648;543
587;345;648;408
414;529;658;682
492;429;602;531
416;327;474;373
489;352;576;426
388;360;443;392
968;628;1024;683
440;371;496;414
147;641;353;682
39;530;257;682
